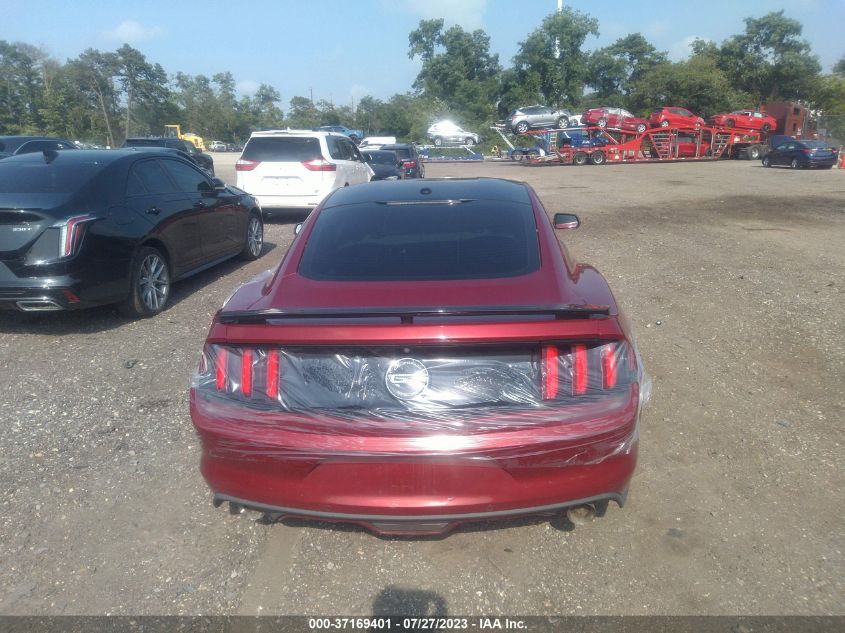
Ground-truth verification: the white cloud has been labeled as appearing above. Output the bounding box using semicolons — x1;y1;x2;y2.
398;0;489;30
670;35;710;61
350;84;369;103
104;20;163;43
236;80;260;96
645;20;668;38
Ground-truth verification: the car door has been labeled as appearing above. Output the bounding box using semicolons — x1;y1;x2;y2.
160;158;237;259
124;158;203;276
348;141;374;183
771;142;790;166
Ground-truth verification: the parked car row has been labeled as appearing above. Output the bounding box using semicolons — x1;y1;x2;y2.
209;141;243;152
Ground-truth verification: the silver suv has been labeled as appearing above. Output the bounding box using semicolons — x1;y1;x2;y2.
508;105;572;134
426;121;480;146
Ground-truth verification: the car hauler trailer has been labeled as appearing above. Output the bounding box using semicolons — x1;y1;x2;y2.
515;125;766;166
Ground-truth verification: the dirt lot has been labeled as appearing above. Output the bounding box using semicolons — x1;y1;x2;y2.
0;153;842;616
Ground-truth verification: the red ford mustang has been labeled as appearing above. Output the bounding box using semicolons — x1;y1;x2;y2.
190;178;649;536
709;110;777;132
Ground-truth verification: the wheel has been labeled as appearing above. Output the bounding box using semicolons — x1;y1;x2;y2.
119;246;170;318
511;151;523;161
515;121;529;134
555;116;569;129
660;120;669;128
790;158;801;169
636;123;647;133
465;137;476;146
597;118;608;128
725;119;735;128
433;137;443;147
572;151;588;166
761;123;771;133
239;212;263;261
748;145;761;160
590;150;606;165
762;156;771;167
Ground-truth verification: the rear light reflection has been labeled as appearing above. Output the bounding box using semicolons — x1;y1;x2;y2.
235;159;260;171
241;348;253;397
302;159;337;171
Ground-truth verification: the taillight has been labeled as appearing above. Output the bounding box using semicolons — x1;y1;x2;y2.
200;345;281;404
801;148;814;155
402;160;417;168
57;215;95;259
235;159;260;171
302;158;337;171
541;341;631;401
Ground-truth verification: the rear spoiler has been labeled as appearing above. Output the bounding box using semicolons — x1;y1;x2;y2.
217;304;611;325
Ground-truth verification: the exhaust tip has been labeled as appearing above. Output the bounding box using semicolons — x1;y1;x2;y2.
565;504;597;526
16;299;63;311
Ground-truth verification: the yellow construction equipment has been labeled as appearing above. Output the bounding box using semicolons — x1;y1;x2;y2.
164;125;206;152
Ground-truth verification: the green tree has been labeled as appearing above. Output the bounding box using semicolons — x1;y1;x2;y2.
718;11;821;101
587;33;668;102
512;8;599;108
408;19;501;124
116;44;169;139
66;49;120;146
0;41;44;133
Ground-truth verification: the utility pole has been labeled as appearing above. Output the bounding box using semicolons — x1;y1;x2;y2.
555;0;563;58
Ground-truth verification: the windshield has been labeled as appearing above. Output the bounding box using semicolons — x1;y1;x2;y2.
0;159;102;193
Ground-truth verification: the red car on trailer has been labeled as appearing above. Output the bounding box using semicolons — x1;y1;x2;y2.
581;107;649;133
190;178;649;536
709;110;777;132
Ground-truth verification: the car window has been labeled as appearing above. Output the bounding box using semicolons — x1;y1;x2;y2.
17;140;71;154
125;170;148;196
161;159;209;193
299;200;541;281
327;136;348;160
132;159;178;194
0;159;102;193
242;137;322;162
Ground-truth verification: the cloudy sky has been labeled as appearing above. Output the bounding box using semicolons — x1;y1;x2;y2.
4;0;842;108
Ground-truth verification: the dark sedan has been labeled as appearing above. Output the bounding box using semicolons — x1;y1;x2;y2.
0;136;77;159
191;177;648;536
762;140;838;169
122;137;215;175
379;143;425;178
361;150;404;180
0;150;263;317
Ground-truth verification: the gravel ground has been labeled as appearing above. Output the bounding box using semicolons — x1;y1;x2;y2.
0;152;842;616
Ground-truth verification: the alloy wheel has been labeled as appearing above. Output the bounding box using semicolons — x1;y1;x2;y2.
138;253;169;312
247;216;263;257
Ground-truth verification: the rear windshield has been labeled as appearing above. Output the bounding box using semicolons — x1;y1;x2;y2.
242;137;321;162
364;151;397;165
801;141;831;149
0;161;101;194
383;146;411;159
299;200;541;281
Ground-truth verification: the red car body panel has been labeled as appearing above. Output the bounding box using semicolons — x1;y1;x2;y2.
649;106;705;129
709;110;777;131
190;178;646;535
581;107;649;133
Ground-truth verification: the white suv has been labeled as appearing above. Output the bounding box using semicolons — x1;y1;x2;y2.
236;130;373;211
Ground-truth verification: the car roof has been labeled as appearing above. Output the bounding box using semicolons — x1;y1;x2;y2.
0;148;144;167
321;177;531;209
249;130;336;138
380;143;413;149
0;136;75;152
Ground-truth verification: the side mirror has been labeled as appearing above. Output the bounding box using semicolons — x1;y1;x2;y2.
553;213;580;229
294;223;303;235
211;177;227;191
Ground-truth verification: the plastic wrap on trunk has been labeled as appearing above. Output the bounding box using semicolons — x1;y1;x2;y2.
190;340;650;465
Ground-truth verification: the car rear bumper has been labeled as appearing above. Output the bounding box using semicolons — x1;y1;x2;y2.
190;389;640;535
252;193;324;209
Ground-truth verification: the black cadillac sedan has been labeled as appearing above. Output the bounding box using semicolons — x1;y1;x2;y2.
0;149;263;317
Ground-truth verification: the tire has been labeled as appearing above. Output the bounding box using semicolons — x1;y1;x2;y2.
597;118;608;128
511;151;523;161
556;116;569;129
239;212;263;261
636;123;647;134
119;246;170;318
762;156;771;167
660;120;669;128
515;121;529;134
465;137;476;146
748;145;761;160
572;151;588;166
590;150;606;165
433;137;443;147
761;123;771;133
725;119;735;128
790;158;801;169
